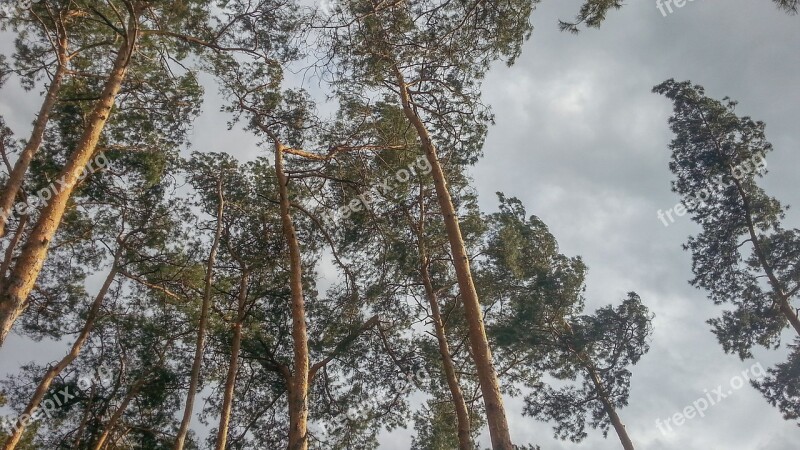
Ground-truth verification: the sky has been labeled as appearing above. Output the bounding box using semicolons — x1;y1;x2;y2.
1;0;800;449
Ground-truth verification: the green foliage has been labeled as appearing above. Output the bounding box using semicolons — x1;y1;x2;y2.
523;294;652;442
559;0;798;34
753;342;800;424
773;0;800;13
478;195;651;445
654;79;800;357
482;194;586;354
655;78;800;428
559;0;623;33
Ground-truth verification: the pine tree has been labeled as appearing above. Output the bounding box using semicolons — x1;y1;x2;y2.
655;78;800;425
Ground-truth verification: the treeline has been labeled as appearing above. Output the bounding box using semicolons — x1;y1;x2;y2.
0;1;796;450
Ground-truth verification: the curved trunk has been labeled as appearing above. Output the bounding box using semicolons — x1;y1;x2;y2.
0;18;138;348
275;143;310;450
174;180;225;450
393;66;512;449
1;256;119;450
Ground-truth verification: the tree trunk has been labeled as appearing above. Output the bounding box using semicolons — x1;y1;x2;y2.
420;256;473;450
0;17;138;348
92;378;145;450
587;367;635;450
275;143;310;450
0;36;68;239
72;384;96;450
214;273;248;450
0;215;29;288
392;66;513;449
777;298;800;336
1;256;119;450
174;180;225;450
730;176;800;337
564;320;634;450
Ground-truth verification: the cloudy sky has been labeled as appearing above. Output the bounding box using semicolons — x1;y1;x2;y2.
2;0;799;449
450;0;799;448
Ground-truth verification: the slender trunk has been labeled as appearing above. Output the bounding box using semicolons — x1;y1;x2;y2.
72;384;96;449
214;273;248;450
0;38;68;239
174;180;225;450
563;321;634;450
0;215;29;289
1;257;119;450
92;378;145;450
392;67;512;449
703;122;800;337
275;143;310;450
777;299;800;336
420;257;473;450
586;367;635;450
0;19;138;348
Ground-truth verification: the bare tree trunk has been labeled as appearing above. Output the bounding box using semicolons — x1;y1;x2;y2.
275;143;310;450
392;67;513;449
214;273;248;450
586;367;635;450
0;16;138;348
420;257;473;450
0;35;68;238
1;254;119;450
174;180;225;450
92;378;145;450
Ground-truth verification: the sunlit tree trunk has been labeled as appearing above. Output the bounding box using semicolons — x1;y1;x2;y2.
393;67;513;449
275;143;310;450
0;33;68;239
0;13;139;348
